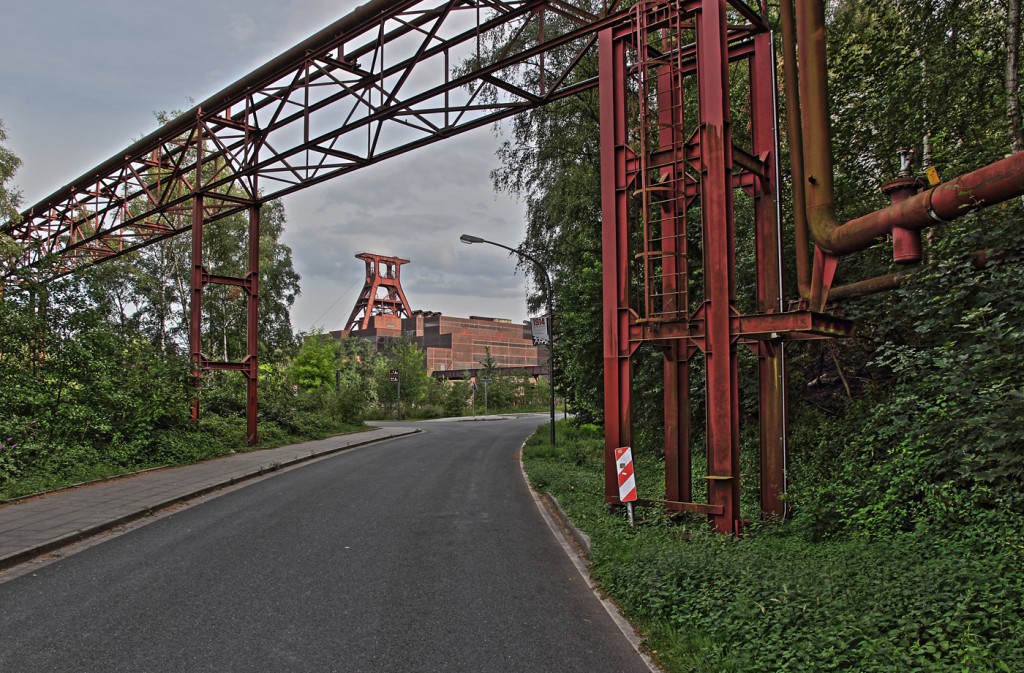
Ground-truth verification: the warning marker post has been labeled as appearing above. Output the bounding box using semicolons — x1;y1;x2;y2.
614;446;637;526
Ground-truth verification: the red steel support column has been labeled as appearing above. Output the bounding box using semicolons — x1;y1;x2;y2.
190;192;204;422
189;128;205;422
658;45;691;504
664;346;691;502
696;0;740;533
245;203;260;445
599;25;634;504
750;16;787;518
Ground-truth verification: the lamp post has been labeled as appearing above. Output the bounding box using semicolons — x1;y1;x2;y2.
460;233;556;446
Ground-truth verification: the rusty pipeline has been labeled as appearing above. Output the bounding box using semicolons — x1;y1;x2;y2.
792;0;1024;264
829;273;902;301
829;152;1024;256
779;0;811;298
829;248;1011;302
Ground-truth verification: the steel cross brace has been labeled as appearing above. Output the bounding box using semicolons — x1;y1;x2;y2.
599;0;849;533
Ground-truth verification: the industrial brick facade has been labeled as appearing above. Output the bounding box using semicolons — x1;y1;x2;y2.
332;311;546;378
331;252;547;379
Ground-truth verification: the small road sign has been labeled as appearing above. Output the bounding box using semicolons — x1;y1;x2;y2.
614;446;637;503
389;369;399;382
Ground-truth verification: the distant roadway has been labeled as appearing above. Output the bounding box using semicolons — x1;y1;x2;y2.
0;416;652;672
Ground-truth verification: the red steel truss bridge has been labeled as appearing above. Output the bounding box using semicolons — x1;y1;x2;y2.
4;0;1021;533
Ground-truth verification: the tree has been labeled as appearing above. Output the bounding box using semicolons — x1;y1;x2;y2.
782;0;1024;532
1006;0;1023;153
289;330;338;389
490;15;668;438
0;120;23;277
374;338;429;413
491;37;606;423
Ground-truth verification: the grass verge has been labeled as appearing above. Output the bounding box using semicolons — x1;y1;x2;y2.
0;417;366;502
522;421;1024;673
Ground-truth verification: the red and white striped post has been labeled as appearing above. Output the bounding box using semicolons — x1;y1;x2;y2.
615;446;637;526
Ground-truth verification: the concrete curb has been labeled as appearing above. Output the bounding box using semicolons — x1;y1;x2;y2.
540;492;592;555
519;443;663;673
0;428;420;571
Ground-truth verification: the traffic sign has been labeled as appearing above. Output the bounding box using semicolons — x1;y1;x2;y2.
614;446;637;503
389;369;399;382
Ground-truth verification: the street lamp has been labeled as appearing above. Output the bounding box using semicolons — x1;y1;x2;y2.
460;233;556;446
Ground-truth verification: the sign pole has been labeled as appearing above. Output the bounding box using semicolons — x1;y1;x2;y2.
389;369;401;420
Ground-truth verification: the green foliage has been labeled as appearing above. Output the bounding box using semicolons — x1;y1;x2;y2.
491;23;608;424
0;118;23;277
0;119;357;499
373;338;429;415
777;1;1024;541
442;379;472;417
522;424;1024;673
289;330;338;389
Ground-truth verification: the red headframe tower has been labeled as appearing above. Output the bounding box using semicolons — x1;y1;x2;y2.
343;253;413;333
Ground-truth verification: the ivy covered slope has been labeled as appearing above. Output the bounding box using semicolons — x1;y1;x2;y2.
523;423;1024;673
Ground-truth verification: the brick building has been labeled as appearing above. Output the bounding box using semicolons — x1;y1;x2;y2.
331;253;547;379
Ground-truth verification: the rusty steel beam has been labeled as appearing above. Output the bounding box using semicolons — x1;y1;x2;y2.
695;0;741;534
656;25;691;506
599;20;634;507
750;17;787;519
598;0;814;533
246;203;260;445
3;0;630;282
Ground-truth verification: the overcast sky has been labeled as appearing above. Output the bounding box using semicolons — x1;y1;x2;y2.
0;0;534;332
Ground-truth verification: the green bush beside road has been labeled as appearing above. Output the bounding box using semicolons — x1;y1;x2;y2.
522;421;1024;673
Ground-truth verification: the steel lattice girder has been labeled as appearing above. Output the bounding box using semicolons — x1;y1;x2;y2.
2;0;769;282
1;0;849;502
4;0;613;280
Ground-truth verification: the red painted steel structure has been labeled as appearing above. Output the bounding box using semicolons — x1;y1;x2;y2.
343;253;414;332
599;0;851;533
3;0;628;445
2;0;1019;528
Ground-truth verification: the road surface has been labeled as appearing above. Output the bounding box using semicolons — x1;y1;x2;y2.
0;416;652;672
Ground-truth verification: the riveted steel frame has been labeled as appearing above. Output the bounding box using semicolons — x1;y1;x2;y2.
187;134;262;444
599;0;849;532
4;0;633;281
3;0;857;512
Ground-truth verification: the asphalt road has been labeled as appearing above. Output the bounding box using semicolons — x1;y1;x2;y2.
0;416;652;672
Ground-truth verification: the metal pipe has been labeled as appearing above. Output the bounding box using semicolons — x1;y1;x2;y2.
828;273;902;301
794;0;1024;260
828;248;1011;301
794;0;839;253
830;152;1024;255
778;0;811;298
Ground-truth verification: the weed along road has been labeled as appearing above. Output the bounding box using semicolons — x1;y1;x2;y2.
0;416;652;673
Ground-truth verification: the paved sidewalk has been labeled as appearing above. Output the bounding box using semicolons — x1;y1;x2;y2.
0;426;419;570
